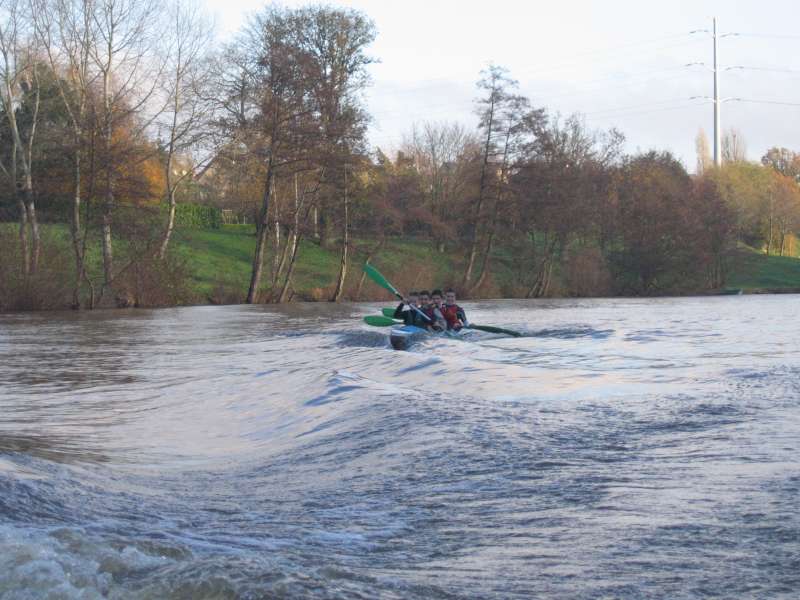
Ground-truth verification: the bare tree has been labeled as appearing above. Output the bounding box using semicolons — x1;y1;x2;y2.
156;0;213;259
286;6;374;302
472;94;546;292
695;128;711;174
462;65;515;288
402;120;478;252
722;128;747;164
222;7;321;304
0;0;41;276
762;147;800;182
89;0;163;299
32;0;99;306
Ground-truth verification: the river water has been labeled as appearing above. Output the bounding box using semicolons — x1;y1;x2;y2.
0;296;798;599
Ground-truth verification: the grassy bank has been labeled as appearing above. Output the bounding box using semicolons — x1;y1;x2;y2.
726;245;800;293
171;225;471;302
3;223;800;309
172;227;800;299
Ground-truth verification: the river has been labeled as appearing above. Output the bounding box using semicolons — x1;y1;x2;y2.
1;296;798;599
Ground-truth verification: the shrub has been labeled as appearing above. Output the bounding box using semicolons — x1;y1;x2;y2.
172;203;222;229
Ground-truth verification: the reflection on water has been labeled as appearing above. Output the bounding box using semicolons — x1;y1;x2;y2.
1;296;799;598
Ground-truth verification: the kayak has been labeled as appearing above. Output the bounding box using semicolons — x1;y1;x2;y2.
389;325;466;351
389;325;427;351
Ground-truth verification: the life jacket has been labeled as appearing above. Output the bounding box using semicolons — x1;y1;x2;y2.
422;305;446;330
441;303;464;329
422;305;437;321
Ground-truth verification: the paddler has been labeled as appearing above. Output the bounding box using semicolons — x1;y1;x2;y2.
427;290;448;332
393;291;429;327
441;289;468;331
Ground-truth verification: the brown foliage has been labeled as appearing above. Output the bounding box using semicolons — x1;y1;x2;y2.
564;247;612;297
112;254;194;308
0;230;73;311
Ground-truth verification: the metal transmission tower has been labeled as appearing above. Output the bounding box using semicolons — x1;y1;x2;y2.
689;18;740;167
712;18;721;167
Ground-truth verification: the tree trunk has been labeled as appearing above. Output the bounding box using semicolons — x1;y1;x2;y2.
273;225;291;288
278;232;301;303
101;209;114;292
247;167;274;304
70;153;84;308
312;205;319;240
462;96;496;288
330;169;349;302
472;127;511;295
24;184;40;274
158;186;178;260
272;217;281;284
100;106;114;296
526;236;559;298
472;227;496;293
16;194;30;278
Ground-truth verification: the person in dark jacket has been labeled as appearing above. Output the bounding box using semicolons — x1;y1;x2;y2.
393;292;429;327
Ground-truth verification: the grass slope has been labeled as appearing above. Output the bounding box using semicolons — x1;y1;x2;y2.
727;245;800;291
4;224;800;303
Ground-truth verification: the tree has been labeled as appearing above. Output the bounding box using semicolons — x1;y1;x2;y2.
156;0;214;259
762;147;800;182
610;151;694;294
769;171;800;256
714;162;772;249
221;7;326;304
471;93;546;292
695;128;712;174
401;121;479;252
513;115;622;297
722;128;747;164
0;0;41;277
691;173;737;288
32;0;99;307
463;65;538;289
90;0;163;300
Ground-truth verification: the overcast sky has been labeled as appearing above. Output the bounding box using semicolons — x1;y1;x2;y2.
205;0;800;171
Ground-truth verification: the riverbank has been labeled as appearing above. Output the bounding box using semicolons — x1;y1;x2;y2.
2;223;800;310
157;226;800;301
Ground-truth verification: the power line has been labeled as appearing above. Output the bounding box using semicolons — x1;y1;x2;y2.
728;66;800;75
365;34;700;98
737;33;800;40
367;68;702;121
584;102;705;122
735;99;800;107
366;24;800;151
583;97;693;117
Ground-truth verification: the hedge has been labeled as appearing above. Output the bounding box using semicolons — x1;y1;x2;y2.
173;203;222;229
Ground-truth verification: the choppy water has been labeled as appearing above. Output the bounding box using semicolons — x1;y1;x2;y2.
1;296;798;599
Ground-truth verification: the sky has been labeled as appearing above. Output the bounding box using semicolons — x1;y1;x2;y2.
204;0;800;171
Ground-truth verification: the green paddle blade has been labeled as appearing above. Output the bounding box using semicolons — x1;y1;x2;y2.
468;324;522;337
364;315;400;327
363;264;400;298
382;307;396;318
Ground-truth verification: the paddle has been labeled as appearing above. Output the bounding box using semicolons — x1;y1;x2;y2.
364;315;400;327
363;265;432;323
381;306;521;337
467;324;522;337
